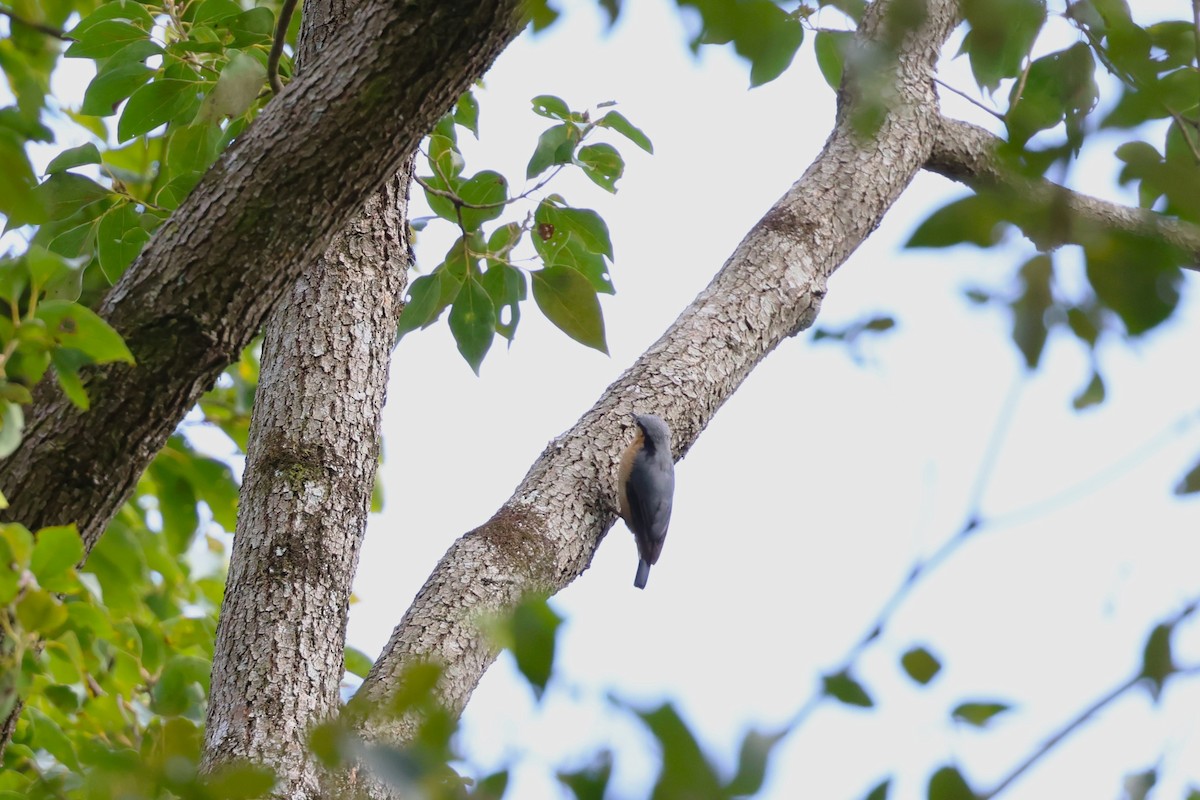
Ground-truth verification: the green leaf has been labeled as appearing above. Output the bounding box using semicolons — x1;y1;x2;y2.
396;272;457;339
927;765;974;800
900;646;942;686
636;703;723;796
81;61;154;117
531;266;607;353
453;91;480;136
97;203;151;281
822;670;874;708
508;596;562;699
1140;622;1174;702
166;122;221;179
576;143;624;192
527;124;578;179
596;110;653;153
118;79;200;142
1071;369;1105;411
555;207;614;260
0;399;24;459
725;728;786;795
864;777;891;800
65;20;148;59
0;133;38;224
458;170;508;231
960;0;1046;92
151;655;212;715
0;524;33;602
34;300;136;364
531;94;571;120
345;646;373;679
951;701;1011;727
51;350;90;410
906;194;1008;248
26;706;79;769
557;753;612;800
226;7;275;47
448;278;496;374
1010;254;1053;370
1085;232;1182;335
481;262;526;341
32;172;110;222
684;0;804;86
1174;457;1200;496
815;30;852;91
69;0;155;38
1006;43;1098;150
45;144;102;174
16;588;69;635
195;51;267;123
29;525;83;583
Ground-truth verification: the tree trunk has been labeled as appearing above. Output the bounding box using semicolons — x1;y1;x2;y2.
353;0;961;749
201;166;412;796
200;0;417;791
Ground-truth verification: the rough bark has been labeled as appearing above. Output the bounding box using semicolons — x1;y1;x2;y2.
199;0;416;792
353;0;961;748
0;0;525;556
926;116;1200;271
201;165;412;796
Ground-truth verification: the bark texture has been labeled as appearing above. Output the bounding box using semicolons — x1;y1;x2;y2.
354;0;961;747
927;116;1200;271
201;166;411;797
0;0;525;556
200;0;415;793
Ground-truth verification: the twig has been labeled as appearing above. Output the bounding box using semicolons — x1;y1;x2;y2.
982;598;1200;799
267;0;299;94
986;408;1200;530
980;672;1141;799
0;4;72;40
787;375;1025;730
1006;58;1032;119
414;159;569;212
1166;107;1200;163
934;77;1004;121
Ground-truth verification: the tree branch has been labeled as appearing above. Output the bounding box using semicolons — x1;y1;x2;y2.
0;5;71;40
0;0;527;556
352;0;962;748
926;116;1200;272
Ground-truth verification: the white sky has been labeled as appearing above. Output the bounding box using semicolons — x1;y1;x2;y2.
351;2;1200;798
5;0;1199;797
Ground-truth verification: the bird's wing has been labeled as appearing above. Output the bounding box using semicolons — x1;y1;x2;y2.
626;457;674;564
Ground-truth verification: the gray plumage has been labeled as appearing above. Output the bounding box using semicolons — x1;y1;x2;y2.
618;414;675;590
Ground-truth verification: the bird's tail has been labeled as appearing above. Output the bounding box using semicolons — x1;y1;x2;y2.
634;559;650;589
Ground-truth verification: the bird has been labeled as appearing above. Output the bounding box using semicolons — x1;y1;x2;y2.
617;414;675;589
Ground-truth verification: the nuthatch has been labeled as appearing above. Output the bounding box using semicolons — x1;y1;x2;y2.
617;414;675;590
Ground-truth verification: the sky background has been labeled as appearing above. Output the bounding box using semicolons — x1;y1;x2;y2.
10;0;1200;797
351;1;1200;798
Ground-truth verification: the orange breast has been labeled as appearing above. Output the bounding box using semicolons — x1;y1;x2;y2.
617;428;643;524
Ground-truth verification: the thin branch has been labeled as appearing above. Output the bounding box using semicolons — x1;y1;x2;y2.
982;600;1200;799
788;375;1025;731
935;77;1004;121
1165;106;1200;163
0;5;72;40
980;673;1141;799
414;160;568;211
267;0;299;94
986;408;1200;531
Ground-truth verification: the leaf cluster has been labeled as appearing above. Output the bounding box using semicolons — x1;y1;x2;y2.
400;92;653;373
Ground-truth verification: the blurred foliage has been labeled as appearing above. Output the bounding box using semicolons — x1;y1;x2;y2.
0;0;1197;798
401;92;653;373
